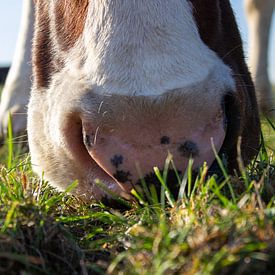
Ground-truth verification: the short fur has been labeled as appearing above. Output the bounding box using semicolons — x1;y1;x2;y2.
28;0;260;200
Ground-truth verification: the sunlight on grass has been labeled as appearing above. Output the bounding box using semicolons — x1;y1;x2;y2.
0;119;274;274
262;117;275;150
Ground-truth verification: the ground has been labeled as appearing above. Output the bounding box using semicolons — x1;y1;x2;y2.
0;85;274;274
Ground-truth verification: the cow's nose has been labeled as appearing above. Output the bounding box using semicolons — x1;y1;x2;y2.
81;98;226;193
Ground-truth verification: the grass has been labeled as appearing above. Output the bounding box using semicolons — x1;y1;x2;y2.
0;124;274;274
0;87;274;274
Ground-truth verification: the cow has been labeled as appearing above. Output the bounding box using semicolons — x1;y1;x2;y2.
245;0;275;115
1;0;273;135
20;0;261;202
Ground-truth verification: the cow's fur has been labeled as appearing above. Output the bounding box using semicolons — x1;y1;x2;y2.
1;0;272;134
24;0;260;201
0;0;265;201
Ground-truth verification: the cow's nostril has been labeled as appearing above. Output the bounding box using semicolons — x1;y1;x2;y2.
113;170;132;184
84;134;92;148
110;154;124;168
178;141;199;158
160;136;170;145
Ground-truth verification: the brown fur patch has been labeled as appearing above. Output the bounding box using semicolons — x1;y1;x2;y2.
33;0;89;88
54;0;89;51
33;1;55;89
220;0;260;169
190;0;223;54
190;0;260;171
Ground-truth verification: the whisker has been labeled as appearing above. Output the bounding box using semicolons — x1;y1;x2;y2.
98;101;104;114
93;126;100;146
11;134;28;140
12;112;28;115
222;44;243;60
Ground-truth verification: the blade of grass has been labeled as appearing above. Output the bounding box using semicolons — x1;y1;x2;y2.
95;179;132;209
265;116;275;131
64;180;78;193
131;189;147;206
187;158;193;198
211;138;229;180
191;162;208;198
259;130;269;163
135;164;154;204
209;177;235;209
211;138;236;203
162;152;173;184
170;158;182;184
1;201;19;233
149;184;159;205
178;167;188;201
237;137;249;189
7;112;14;169
154;167;175;207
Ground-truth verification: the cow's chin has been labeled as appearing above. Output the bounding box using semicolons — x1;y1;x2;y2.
28;76;228;203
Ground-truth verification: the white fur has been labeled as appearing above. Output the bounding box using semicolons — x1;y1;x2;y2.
1;0;273;138
64;0;234;96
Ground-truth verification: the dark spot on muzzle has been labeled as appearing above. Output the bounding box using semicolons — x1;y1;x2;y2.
160;136;170;145
113;170;132;184
178;141;199;158
84;134;92;148
111;155;124;168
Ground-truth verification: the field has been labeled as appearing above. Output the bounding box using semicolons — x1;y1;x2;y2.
0;87;274;274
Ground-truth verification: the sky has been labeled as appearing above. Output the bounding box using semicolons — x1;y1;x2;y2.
0;1;274;83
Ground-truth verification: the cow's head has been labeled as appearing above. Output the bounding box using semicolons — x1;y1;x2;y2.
28;0;260;202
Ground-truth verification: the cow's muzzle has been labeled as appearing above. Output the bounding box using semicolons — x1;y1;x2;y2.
81;93;227;194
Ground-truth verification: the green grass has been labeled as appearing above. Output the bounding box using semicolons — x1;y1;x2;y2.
0;123;274;274
0;82;274;274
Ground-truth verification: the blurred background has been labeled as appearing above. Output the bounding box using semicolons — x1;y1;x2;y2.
0;0;274;83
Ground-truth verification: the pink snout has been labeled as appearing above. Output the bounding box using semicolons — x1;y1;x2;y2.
82;100;226;194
